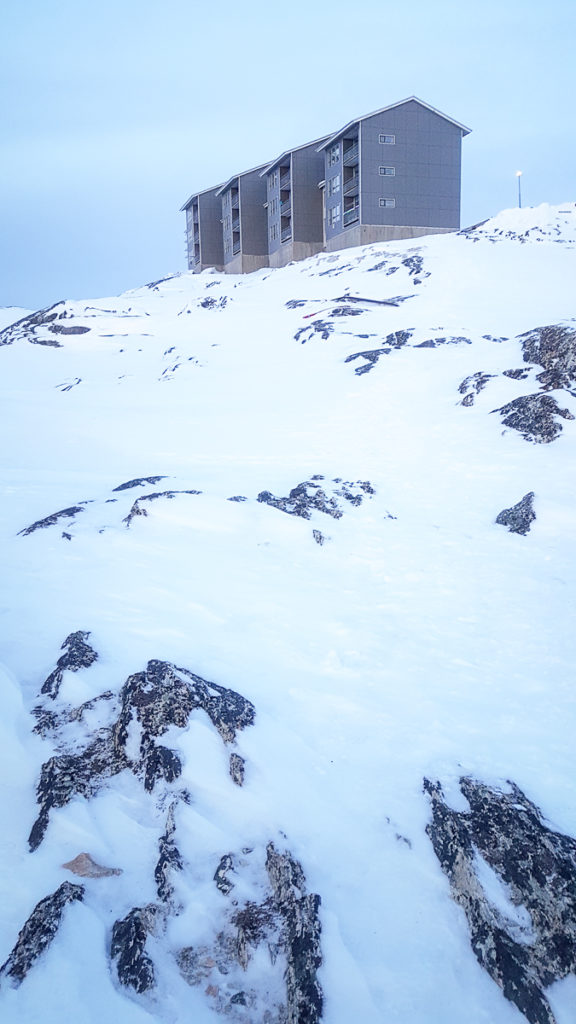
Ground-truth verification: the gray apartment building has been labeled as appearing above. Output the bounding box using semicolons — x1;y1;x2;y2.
262;137;328;268
181;97;470;274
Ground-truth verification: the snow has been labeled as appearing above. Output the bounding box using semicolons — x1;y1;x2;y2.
1;205;576;1022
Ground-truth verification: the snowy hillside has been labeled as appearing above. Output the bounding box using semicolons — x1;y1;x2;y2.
1;202;576;1024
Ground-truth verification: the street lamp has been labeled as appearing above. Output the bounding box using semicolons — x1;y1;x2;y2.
516;171;523;209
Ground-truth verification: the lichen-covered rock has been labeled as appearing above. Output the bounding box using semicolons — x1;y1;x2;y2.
214;853;236;896
155;806;183;903
38;630;98;699
425;777;576;1024
458;371;496;406
257;477;375;521
519;324;576;386
113;476;167;491
265;844;323;1024
18;505;86;538
29;650;255;849
110;906;159;993
493;393;575;443
0;882;84;986
496;492;536;535
229;752;245;786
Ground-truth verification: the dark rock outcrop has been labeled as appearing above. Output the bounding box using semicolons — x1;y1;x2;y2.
257;476;375;521
229;752;246;786
458;372;496;406
425;777;576;1024
492;393;575;443
18;505;85;537
519;324;576;387
111;907;158;993
39;630;98;699
155;806;183;903
113;476;167;491
29;651;255;850
123;489;202;526
496;492;536;535
0;882;84;986
178;842;323;1024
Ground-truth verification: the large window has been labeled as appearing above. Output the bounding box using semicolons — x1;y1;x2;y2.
328;204;341;228
379;166;396;176
328;174;340;197
328;144;340;166
379;134;395;144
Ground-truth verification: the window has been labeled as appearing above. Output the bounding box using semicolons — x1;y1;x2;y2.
328;174;340;197
379;198;396;208
270;223;278;241
328;144;340;166
270;197;278;216
379;134;395;144
379;166;395;176
328;204;341;228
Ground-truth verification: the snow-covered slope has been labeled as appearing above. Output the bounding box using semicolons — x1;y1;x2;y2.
0;307;33;331
1;203;576;1024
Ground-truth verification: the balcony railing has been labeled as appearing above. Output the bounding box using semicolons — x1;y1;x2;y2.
231;193;240;210
279;171;291;190
232;218;240;232
343;176;359;196
232;242;241;255
281;226;292;242
280;198;292;218
343;207;360;226
343;142;359;166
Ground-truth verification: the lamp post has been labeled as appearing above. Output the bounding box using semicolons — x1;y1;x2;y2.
516;170;523;209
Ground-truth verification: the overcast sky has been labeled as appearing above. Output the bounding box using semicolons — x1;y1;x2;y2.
2;0;575;310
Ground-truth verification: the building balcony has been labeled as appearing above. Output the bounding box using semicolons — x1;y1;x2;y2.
343;207;360;226
279;170;291;190
232;217;240;233
343;142;359;166
231;192;240;210
343;176;359;196
281;225;292;242
280;198;292;218
232;242;241;255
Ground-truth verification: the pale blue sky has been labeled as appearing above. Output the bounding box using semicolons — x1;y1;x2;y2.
2;0;575;309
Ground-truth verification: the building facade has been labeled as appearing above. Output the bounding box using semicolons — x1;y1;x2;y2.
262;137;329;268
181;97;470;274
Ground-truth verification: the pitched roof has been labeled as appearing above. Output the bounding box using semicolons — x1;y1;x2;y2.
215;163;270;197
259;135;332;177
179;184;224;212
317;96;472;152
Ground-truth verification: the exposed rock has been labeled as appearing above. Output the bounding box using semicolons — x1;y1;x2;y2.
312;529;325;545
229;752;246;786
62;852;122;878
327;305;364;317
496;492;536;535
458;371;496;406
18;505;85;537
39;630;98;699
0;882;84;986
29;653;255;849
200;296;228;309
178;842;321;1024
415;336;471;349
155;805;183;903
214;854;236;896
344;348;390;374
111;906;159;993
113;476;167;491
492;393;575;443
503;368;531;380
257;477;375;521
48;324;90;335
0;302;66;347
228;495;248;502
425;777;576;1024
294;320;334;344
519;324;576;386
123;489;202;526
266;844;323;1024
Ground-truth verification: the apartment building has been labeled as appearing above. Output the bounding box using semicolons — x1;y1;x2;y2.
181;97;470;274
261;137;328;268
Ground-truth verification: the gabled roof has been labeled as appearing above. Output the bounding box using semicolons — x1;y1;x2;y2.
215;162;270;198
180;184;225;212
259;135;332;177
317;96;472;152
